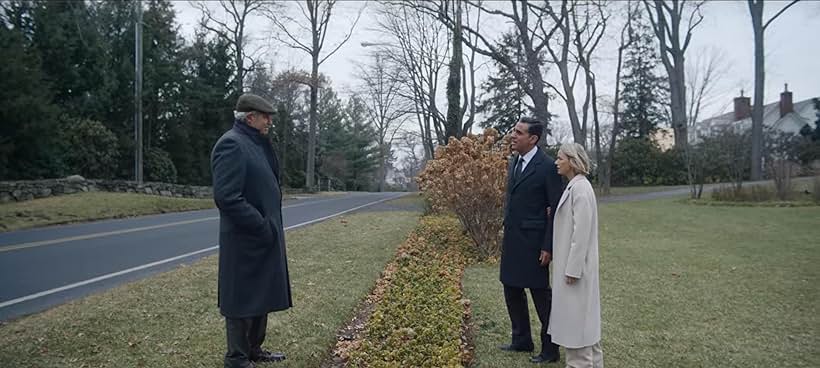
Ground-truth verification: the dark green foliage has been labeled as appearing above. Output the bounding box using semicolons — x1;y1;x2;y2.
58;117;120;179
317;91;380;191
619;20;668;139
477;32;541;136
170;32;234;185
796;98;820;165
144;147;177;183
0;16;62;180
0;1;383;190
612;138;686;186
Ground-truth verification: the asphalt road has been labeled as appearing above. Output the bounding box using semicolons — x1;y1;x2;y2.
0;191;408;321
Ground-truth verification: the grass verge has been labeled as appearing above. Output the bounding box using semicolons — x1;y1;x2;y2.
465;198;820;367
598;184;687;197
0;192;216;232
0;211;420;368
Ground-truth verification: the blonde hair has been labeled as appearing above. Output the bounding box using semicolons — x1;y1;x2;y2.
558;143;591;176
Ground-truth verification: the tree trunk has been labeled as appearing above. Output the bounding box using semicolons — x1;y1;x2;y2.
749;0;764;180
591;78;602;182
669;52;688;148
603;32;629;196
306;50;319;191
445;0;462;139
378;143;386;192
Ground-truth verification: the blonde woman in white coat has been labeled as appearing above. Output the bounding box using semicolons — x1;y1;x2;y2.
549;143;603;368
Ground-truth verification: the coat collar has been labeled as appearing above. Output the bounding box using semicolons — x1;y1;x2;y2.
510;147;544;192
556;174;587;211
233;120;267;145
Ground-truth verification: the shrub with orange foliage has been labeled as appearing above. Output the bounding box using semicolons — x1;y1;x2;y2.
417;128;511;260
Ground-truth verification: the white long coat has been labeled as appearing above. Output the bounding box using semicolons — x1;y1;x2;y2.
548;175;601;348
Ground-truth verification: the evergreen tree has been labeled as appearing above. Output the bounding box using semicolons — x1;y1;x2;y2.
170;31;234;185
477;31;541;136
619;19;668;139
141;0;186;149
0;13;62;179
29;0;113;121
269;69;310;188
341;96;380;191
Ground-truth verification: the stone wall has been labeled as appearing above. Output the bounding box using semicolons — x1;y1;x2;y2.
0;176;213;203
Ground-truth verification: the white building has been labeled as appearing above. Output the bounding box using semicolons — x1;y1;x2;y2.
692;85;817;142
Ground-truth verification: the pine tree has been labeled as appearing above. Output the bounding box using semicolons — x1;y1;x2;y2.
170;31;234;185
0;12;63;179
477;31;541;136
619;20;668;139
342;96;380;191
29;0;112;121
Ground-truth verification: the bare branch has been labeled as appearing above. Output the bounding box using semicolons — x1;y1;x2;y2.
319;3;364;65
763;0;799;30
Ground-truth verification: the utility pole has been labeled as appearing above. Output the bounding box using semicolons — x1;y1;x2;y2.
134;0;144;184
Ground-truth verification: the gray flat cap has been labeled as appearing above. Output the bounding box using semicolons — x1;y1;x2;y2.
235;93;275;114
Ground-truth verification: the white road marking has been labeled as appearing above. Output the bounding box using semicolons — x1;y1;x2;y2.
0;193;380;253
0;217;219;253
0;193;406;309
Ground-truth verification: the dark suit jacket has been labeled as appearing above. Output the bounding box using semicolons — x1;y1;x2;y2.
211;121;292;318
500;147;564;289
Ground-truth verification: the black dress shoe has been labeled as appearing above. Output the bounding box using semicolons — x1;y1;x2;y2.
529;353;559;364
498;343;534;352
251;350;286;363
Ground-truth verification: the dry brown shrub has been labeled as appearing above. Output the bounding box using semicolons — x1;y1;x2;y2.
417;128;511;261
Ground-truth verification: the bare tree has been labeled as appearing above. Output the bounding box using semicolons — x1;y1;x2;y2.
266;0;362;191
569;1;609;169
191;0;273;93
686;46;729;129
410;0;557;141
600;1;639;194
355;52;409;192
374;2;450;159
459;1;482;137
396;131;426;191
642;0;705;148
747;0;800;180
445;0;463;138
537;0;608;147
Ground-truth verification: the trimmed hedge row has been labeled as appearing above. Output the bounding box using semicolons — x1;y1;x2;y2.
347;215;473;368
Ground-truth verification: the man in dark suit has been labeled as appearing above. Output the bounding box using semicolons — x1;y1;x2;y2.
211;93;292;368
499;117;565;364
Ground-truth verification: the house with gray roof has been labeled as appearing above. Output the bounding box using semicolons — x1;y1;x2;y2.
691;85;818;143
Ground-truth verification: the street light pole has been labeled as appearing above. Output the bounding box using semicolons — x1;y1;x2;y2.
134;0;144;184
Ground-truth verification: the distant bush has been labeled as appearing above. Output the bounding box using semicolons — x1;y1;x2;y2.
711;185;775;202
58;117;120;179
145;147;177;183
612;137;687;186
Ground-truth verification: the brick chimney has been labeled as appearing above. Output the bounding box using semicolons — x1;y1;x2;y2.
779;83;794;117
734;90;751;121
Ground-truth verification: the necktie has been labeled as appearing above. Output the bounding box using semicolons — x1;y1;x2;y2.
515;157;525;180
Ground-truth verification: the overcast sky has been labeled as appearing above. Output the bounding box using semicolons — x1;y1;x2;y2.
173;1;820;137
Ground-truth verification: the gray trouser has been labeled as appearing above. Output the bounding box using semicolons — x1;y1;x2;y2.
224;315;267;368
565;341;603;368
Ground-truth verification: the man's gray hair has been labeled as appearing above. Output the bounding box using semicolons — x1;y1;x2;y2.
234;110;250;123
558;143;592;176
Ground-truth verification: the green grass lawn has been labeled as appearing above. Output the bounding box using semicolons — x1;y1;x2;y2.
0;192;216;232
465;199;820;367
599;184;688;197
0;210;420;368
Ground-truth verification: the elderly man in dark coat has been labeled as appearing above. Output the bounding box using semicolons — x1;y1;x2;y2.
211;93;292;368
499;117;564;364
